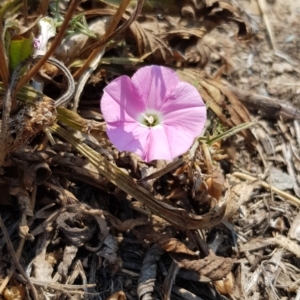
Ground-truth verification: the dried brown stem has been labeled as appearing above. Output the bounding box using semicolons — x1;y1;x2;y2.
73;0;144;80
36;0;50;16
0;216;38;300
233;172;300;206
22;0;28;26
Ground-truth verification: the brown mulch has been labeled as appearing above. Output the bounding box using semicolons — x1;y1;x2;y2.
1;0;300;299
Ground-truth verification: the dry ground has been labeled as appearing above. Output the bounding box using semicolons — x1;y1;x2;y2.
1;0;300;299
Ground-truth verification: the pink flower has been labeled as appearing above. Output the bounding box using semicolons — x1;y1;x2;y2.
33;37;43;50
100;65;207;162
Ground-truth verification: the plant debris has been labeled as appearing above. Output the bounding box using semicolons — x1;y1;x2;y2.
1;0;300;299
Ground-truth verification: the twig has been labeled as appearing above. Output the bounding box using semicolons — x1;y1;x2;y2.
36;0;50;16
0;216;38;300
240;233;300;258
256;0;298;65
14;273;96;294
283;143;300;197
256;0;276;50
294;121;300;147
22;0;28;27
228;84;300;120
0;237;26;294
232;172;300;206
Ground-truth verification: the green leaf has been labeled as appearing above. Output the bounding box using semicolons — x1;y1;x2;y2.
8;35;33;71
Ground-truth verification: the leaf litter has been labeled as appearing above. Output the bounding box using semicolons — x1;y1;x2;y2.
0;0;300;299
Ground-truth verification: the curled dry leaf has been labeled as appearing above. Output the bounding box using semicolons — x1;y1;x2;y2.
56;205;109;249
205;0;252;39
11;150;52;188
56;210;96;247
155;236;199;258
176;250;234;281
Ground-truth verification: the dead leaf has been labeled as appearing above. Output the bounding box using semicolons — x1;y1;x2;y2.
137;245;164;300
103;212;150;232
156;236;199;258
204;168;225;199
106;291;127;300
3;284;25;300
133;226;199;260
214;271;235;295
176;250;234;281
56;205;108;250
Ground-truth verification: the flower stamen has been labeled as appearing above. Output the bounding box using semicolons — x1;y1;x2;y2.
141;113;154;125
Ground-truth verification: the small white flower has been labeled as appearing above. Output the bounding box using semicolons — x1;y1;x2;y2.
34;17;56;55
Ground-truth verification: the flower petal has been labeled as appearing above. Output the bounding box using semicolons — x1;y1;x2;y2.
106;122;150;160
162;123;200;158
145;126;174;162
101;76;146;123
101;65;207;163
132;66;180;111
161;82;207;137
160;82;205;114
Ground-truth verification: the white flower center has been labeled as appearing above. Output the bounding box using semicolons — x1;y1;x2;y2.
138;110;162;127
141;113;154;125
